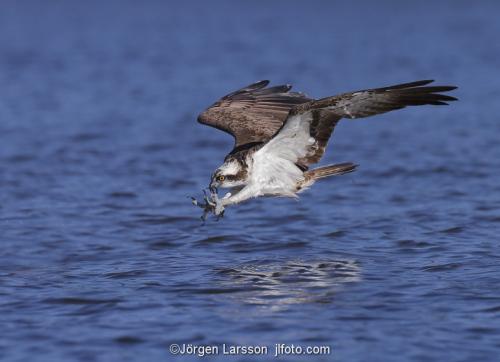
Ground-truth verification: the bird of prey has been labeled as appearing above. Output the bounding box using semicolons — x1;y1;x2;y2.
192;79;457;219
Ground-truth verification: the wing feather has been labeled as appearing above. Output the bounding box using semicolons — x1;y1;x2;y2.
198;81;311;147
263;80;457;168
292;79;458;119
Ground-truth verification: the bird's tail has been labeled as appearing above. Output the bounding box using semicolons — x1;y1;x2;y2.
306;162;357;180
298;162;357;191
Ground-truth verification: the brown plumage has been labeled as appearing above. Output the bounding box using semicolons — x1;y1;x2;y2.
198;80;311;147
290;80;457;118
297;109;341;167
198;80;457;171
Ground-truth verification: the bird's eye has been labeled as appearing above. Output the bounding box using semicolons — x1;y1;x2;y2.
217;175;225;182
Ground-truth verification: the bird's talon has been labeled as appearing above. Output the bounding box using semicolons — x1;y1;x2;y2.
192;189;225;220
215;209;225;221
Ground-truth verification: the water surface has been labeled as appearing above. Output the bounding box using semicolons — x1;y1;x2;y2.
1;1;500;361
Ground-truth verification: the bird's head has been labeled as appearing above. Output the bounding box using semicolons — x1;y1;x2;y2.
210;160;247;192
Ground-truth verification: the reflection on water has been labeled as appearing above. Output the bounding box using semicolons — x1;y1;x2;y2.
215;259;361;311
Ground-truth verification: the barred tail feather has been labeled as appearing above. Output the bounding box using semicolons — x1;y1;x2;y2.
298;162;357;191
306;162;357;180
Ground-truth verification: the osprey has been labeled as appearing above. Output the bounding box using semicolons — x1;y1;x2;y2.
193;79;457;219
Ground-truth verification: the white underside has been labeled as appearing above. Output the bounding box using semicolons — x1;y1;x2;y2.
220;113;317;207
238;113;314;199
249;151;304;198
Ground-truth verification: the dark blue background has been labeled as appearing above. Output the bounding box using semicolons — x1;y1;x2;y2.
1;1;499;361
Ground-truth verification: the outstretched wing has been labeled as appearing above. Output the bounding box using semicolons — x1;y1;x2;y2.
198;80;311;148
261;80;458;168
292;79;457;119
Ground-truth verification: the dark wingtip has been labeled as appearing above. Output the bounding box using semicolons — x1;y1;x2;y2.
413;79;435;86
255;84;293;95
445;86;458;91
252;80;270;88
240;80;270;92
221;80;270;100
384;79;434;90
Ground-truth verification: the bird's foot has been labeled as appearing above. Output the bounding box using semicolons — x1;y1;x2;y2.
191;189;225;221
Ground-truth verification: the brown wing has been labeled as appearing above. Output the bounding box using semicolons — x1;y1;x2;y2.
290;80;457;167
198;80;311;147
297;109;342;167
291;80;458;119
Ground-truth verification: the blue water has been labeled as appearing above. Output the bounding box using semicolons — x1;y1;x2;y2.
1;1;500;361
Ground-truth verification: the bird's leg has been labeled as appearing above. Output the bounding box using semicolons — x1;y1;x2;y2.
210;190;226;217
190;189;216;219
215;208;225;221
191;186;255;220
190;188;227;220
204;189;217;206
219;184;259;208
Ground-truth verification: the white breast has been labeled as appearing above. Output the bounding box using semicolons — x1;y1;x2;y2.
250;147;304;197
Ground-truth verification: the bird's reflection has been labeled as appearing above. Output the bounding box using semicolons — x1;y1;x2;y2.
214;259;361;312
